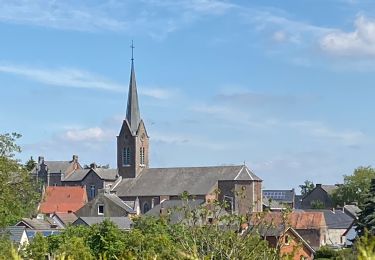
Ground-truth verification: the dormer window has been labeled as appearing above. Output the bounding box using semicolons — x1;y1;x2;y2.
123;147;130;166
98;204;104;215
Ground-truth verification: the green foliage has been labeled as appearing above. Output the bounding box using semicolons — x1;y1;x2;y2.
0;235;15;259
356;179;375;237
57;236;93;259
0;133;40;227
299;180;314;196
26;233;48;260
355;232;375;260
332;166;375;207
315;246;337;259
25;156;37;172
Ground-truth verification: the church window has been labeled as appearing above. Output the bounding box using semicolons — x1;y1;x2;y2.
123;147;131;165
143;202;150;213
140;147;145;165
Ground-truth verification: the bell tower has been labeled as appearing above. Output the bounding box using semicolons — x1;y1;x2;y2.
117;42;149;178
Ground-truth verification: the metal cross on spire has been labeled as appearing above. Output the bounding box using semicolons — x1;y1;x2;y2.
130;40;135;61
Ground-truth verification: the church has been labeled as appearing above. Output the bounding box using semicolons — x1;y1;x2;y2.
33;55;264;216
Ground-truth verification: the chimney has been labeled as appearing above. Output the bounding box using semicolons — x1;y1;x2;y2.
72;155;78;162
38;156;44;164
90;163;97;169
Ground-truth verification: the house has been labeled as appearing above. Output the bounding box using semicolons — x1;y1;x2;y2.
39;186;88;214
253;211;328;249
75;189;135;217
73;217;133;230
51;212;78;228
257;226;315;260
300;184;340;209
1;226;29;250
62;165;119;200
32;155;82;186
263;189;295;210
305;209;354;247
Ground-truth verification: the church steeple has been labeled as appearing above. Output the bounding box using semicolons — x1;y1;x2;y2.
117;41;150;179
126;60;141;135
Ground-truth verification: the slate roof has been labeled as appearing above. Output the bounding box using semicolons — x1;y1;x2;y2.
38;161;72;173
39;186;88;214
53;212;78;226
126;60;141;135
104;193;135;213
146;199;205;223
1;226;27;244
114;165;261;197
74;217;133;230
320;185;339;194
343;204;361;219
17;218;55;230
263;189;295;203
63;168;118;182
263;197;289;209
305;210;354;229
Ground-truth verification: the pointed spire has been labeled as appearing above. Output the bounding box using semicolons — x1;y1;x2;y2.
126;41;141;134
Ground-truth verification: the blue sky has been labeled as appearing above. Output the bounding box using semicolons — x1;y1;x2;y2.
1;0;375;191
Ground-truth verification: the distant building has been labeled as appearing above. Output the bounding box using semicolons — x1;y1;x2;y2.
300;184;340;209
1;226;29;250
73;217;133;230
111;58;264;215
32;155;82;186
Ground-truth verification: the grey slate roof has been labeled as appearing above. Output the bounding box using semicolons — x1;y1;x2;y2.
63;169;89;181
321;185;339;194
63;168;118;182
343;204;361;219
17;218;55;230
263;189;295;203
126;61;141;135
35;161;71;173
53;212;78;226
74;217;133;230
104;193;135;213
1;226;26;244
114;165;261;197
146;199;205;223
305;210;354;229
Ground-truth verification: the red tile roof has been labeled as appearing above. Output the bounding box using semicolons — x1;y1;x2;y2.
39;186;88;214
252;211;326;230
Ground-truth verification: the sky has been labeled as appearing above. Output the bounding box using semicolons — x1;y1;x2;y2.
1;0;375;191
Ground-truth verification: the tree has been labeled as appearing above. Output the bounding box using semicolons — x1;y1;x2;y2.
0;133;40;227
299;180;314;196
355;179;375;237
57;236;93;259
332;166;375;207
25;156;37;172
26;233;48;260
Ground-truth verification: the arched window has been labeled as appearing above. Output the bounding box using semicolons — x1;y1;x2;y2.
123;147;130;166
143;202;150;213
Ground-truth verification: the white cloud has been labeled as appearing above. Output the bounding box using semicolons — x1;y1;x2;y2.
272;30;287;42
320;15;375;56
62;127;113;142
0;64;124;92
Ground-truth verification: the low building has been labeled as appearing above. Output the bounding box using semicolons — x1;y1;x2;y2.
51;212;78;228
39;186;88;214
1;226;29;250
263;189;295;210
75;189;135;218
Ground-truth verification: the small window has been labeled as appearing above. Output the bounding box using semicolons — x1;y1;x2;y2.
140;147;145;165
98;204;104;215
143;202;150;213
224;195;234;213
284;235;290;245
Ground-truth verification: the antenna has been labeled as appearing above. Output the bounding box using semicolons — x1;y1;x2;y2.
130;40;135;61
